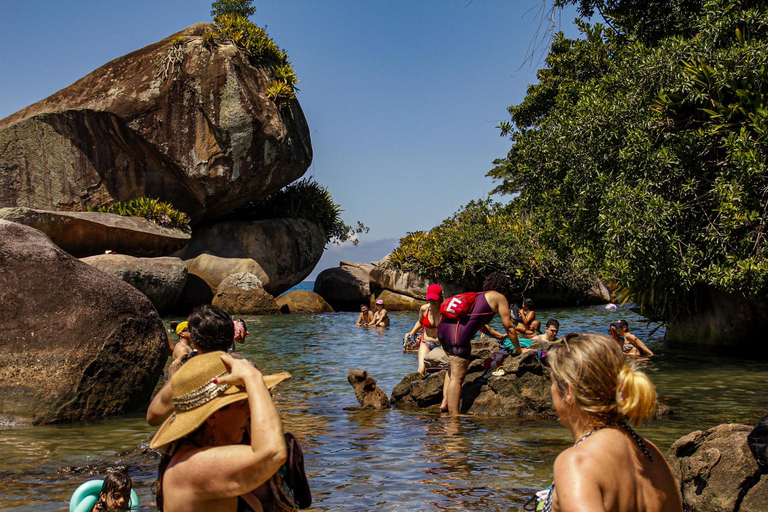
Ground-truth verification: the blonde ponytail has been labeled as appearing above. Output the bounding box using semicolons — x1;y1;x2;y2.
616;366;657;426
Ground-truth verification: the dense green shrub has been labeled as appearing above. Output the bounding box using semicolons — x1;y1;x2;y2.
389;199;597;293
93;198;191;232
211;0;256;19
221;179;367;245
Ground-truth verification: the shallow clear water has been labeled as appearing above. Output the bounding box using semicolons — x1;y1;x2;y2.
1;304;767;511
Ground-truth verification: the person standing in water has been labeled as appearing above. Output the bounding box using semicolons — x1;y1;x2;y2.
356;304;374;326
542;333;681;512
404;284;445;376
369;299;390;327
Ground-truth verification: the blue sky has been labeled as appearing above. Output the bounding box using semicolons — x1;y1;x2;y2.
0;0;585;279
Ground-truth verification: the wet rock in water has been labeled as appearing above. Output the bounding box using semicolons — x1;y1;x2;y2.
0;23;312;224
276;290;334;314
212;272;280;316
347;369;390;409
667;423;768;512
392;338;557;417
81;254;187;315
0;220;167;424
175;219;325;297
0;207;190;258
314;261;374;311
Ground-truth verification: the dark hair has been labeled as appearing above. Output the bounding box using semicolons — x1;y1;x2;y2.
169;321;178;330
523;298;534;309
237;318;248;333
188;305;235;352
616;320;629;330
96;471;132;511
482;272;512;299
546;318;559;330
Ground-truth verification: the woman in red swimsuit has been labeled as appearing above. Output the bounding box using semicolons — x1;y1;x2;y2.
404;284;444;376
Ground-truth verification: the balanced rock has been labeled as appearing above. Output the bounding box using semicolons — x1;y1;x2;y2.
81;254;187;315
0;23;312;223
667;423;768;512
0;220;167;424
176;219;325;297
314;261;374;311
276;290;334;314
373;289;424;311
0;207;190;258
212;272;280;316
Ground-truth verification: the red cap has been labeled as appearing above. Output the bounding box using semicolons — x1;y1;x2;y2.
426;284;443;301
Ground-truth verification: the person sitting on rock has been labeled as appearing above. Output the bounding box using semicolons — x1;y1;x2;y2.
369;299;390;327
147;305;240;426
515;298;541;336
356;304;374;326
532;318;560;342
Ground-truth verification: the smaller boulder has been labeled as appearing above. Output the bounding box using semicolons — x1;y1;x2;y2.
276;290;334;314
373;289;424;311
81;255;187;315
212;272;280;316
314;261;374;311
347;369;390;409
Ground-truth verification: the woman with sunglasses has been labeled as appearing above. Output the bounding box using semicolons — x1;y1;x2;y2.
542;333;681;512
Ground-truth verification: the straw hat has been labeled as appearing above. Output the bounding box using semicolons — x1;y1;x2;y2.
150;351;291;449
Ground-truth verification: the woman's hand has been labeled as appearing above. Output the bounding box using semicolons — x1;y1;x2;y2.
216;353;262;387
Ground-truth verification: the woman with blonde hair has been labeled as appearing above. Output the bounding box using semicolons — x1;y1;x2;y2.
543;333;682;512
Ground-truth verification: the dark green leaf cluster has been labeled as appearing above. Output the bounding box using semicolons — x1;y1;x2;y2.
211;0;256;19
492;0;768;319
389;199;598;294
92;198;191;233
221;179;367;245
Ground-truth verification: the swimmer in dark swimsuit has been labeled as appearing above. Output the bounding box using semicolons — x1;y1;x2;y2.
437;273;531;416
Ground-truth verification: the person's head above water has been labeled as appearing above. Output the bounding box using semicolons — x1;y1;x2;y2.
616;319;629;332
545;318;559;335
360;304;369;312
375;299;384;307
187;305;235;353
426;284;443;302
482;272;512;300
233;318;248;341
522;298;534;310
97;471;133;511
547;333;657;427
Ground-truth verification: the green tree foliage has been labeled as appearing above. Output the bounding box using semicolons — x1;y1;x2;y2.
211;0;256;19
221;179;368;245
93;198;191;232
389;199;597;294
491;0;768;319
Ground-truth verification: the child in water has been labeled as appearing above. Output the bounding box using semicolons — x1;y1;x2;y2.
92;471;133;511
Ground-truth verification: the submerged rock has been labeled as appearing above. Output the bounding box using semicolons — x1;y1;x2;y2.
0;207;190;258
347;369;390;409
0;220;167;424
81;254;187;315
667;423;768;511
276;290;334;314
0;22;312;223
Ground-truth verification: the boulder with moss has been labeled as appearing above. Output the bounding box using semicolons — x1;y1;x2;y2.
0;23;311;223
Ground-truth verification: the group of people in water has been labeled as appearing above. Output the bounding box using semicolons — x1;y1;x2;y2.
79;277;679;511
355;299;390;327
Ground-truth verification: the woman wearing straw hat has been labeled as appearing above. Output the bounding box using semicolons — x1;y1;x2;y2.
151;351;290;511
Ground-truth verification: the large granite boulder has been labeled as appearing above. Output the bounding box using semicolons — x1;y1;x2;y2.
81;254;187;315
368;259;464;299
212;272;280;315
666;286;768;349
0;23;312;223
314;261;374;311
0;207;190;258
667;423;768;512
391;338;556;416
276;290;334;314
373;289;424;311
0;220;167;424
175;219;325;296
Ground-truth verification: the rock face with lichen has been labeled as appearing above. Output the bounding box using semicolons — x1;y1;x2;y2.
0;22;312;224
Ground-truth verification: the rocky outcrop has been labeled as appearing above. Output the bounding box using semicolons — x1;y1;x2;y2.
175;219;325;297
667;423;768;512
212;272;280;315
373;289;424;311
0;207;190;258
276;290;334;314
81;254;187;315
666;286;768;349
347;369;390;409
0;22;312;223
391;338;556;416
0;220;167;424
314;261;374;311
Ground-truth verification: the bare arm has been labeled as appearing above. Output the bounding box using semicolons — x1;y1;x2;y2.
356;313;365;326
479;324;507;341
406;306;427;338
146;379;174;426
521;309;536;326
487;292;525;352
627;332;654;356
167;355;287;501
552;449;607;512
